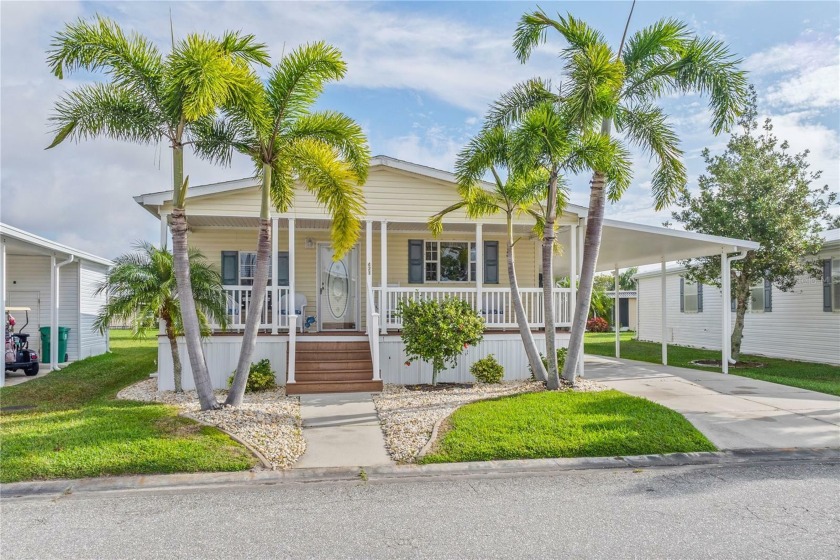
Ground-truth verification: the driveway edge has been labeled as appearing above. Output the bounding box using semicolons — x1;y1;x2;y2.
3;448;838;499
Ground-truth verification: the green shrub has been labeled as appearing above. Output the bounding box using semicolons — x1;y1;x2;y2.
470;354;504;384
528;348;568;380
398;297;485;386
227;359;276;392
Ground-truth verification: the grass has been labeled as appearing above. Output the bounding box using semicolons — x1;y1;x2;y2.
0;330;256;483
585;332;840;397
420;390;716;464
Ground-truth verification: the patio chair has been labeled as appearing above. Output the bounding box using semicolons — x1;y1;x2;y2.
280;293;308;333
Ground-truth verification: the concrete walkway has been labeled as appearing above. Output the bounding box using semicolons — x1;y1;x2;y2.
584;356;840;450
295;392;393;468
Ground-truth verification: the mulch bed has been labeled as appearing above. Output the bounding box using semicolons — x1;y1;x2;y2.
691;359;766;369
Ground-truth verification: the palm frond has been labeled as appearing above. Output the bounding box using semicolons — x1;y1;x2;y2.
428;201;469;237
190;115;255;166
288;111;370;182
513;10;605;63
219;31;271;67
484;78;555;129
621;18;690;75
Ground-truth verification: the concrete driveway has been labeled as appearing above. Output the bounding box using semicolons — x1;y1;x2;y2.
584;356;840;450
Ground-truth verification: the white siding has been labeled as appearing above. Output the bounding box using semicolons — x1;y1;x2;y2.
5;255;49;356
637;251;840;365
58;262;79;361
79;261;109;358
157;335;288;391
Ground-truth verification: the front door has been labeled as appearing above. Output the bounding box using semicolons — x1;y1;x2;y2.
317;244;359;331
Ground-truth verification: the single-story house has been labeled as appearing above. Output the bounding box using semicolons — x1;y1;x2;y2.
604;290;638;331
1;223;113;385
134;155;759;393
635;228;840;365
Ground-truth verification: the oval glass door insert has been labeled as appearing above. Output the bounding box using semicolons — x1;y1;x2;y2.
327;260;350;318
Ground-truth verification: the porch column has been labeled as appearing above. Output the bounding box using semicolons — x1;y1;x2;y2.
365;220;373;334
0;239;5;387
288;218;296;329
50;254;57;371
614;266;620;358
661;259;668;366
380;220;388;335
271;217;279;335
159;211;169;249
475;223;483;313
721;251;729;375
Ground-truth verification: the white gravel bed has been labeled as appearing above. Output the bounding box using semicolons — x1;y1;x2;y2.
373;378;608;464
117;379;304;469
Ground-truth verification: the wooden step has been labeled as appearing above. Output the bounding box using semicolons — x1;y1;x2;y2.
295;370;373;382
295;341;369;351
296;359;373;373
286;380;383;395
296;349;371;361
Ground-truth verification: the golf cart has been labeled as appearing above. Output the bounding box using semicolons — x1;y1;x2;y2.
5;307;40;376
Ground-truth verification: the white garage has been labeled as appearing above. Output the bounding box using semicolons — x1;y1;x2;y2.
1;223;113;386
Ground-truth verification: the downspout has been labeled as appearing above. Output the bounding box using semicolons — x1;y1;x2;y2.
722;250;748;372
51;255;75;370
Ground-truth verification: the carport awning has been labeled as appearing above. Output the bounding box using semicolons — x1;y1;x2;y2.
594;220;760;271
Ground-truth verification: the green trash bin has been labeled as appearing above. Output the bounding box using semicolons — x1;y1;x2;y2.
39;326;71;363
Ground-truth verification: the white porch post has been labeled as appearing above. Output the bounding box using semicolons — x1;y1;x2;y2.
365;220;373;334
50;255;57;371
159;212;169;249
380;220;388;335
721;251;730;375
614;266;620;358
271;217;279;335
0;239;5;387
288;218;296;329
661;259;668;366
475;223;483;313
569;224;577;327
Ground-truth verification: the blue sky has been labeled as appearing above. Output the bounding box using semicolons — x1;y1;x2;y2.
1;1;838;258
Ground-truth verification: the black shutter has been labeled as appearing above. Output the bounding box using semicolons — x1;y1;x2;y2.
277;252;289;286
221;251;239;285
484;241;499;284
697;283;704;312
679;277;685;312
408;240;424;284
824;260;833;312
764;278;772;312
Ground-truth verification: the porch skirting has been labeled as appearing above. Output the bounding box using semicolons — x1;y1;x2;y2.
156;332;571;390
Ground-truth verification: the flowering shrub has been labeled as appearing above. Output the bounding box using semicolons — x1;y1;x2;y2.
398;298;485;385
586;317;610;332
470;355;504;384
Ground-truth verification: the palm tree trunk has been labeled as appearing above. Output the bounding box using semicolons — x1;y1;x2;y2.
542;172;561;390
507;215;547;382
170;146;218;410
227;164;272;406
165;320;183;393
731;277;749;362
562;170;608;385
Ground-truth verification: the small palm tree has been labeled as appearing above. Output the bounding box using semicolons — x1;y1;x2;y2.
196;42;369;406
507;10;747;383
94;243;227;393
46;15;269;410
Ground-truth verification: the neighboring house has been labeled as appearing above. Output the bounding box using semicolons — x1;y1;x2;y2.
605;290;638;331
1;223;113;384
635;229;840;365
134;155;759;392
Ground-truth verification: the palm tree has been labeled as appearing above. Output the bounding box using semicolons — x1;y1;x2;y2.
195;42;369;407
93;243;227;393
429;125;549;382
510;10;748;383
46;15;269;409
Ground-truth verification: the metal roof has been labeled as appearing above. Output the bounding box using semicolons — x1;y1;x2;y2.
0;223;113;267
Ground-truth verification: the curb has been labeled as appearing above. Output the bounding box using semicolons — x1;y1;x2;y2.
2;448;837;500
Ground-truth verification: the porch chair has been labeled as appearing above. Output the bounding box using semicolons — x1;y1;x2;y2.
280;293;308;333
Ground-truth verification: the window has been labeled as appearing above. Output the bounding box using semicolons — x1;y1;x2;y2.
833;258;840;311
747;279;772;313
424;241;477;282
238;252;271;286
682;281;699;313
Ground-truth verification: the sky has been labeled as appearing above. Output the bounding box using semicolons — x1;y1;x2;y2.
1;1;838;259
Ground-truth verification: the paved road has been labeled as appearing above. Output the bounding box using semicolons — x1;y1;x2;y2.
3;461;838;559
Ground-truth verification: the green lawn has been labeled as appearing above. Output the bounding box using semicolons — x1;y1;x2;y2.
0;330;256;483
585;332;840;397
420;390;716;464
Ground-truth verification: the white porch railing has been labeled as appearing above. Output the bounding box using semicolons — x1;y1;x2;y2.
372;287;573;330
366;285;381;381
221;285;291;330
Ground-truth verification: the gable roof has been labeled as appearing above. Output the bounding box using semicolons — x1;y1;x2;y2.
133;155;590;218
0;223;113;267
